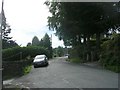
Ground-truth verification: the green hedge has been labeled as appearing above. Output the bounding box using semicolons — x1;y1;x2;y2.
2;46;51;61
100;34;120;73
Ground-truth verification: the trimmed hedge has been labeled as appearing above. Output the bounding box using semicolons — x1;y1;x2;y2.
2;46;51;61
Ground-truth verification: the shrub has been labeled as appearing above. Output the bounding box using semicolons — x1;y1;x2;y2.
100;34;120;72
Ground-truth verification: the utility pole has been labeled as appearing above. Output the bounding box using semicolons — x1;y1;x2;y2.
0;0;4;89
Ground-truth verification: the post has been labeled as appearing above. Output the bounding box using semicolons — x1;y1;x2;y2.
0;28;2;89
0;1;4;89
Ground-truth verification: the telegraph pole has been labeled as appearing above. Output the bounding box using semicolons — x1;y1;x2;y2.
0;0;4;89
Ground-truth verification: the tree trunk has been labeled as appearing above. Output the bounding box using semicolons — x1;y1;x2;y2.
78;35;82;44
87;35;91;61
83;34;87;61
96;33;101;60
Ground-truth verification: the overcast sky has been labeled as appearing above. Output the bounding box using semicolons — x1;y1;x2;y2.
0;0;64;48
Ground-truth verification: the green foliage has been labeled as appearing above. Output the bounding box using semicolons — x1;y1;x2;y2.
2;46;51;61
42;33;51;47
2;7;12;41
46;2;118;45
23;65;32;75
46;2;120;73
46;2;119;63
2;39;18;49
42;33;52;58
3;60;32;80
1;6;18;49
53;46;64;57
30;34;53;58
100;34;120;72
69;58;83;63
32;36;40;46
57;46;64;57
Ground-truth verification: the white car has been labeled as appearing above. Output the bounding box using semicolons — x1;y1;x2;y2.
33;55;49;68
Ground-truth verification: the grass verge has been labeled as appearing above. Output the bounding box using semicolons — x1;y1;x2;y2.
67;57;83;63
23;65;32;75
105;65;120;73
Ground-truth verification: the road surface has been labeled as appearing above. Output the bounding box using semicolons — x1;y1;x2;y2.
6;57;118;88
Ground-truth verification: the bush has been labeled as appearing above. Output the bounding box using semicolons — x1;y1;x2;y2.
100;34;120;72
2;46;51;61
23;65;32;75
69;57;83;63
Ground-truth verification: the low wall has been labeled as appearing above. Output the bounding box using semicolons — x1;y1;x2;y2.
3;59;33;80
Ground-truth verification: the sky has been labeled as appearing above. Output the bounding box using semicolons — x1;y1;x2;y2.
0;0;64;48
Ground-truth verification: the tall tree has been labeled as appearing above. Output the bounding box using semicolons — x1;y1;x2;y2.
1;2;12;41
42;33;51;48
46;2;119;61
42;33;52;58
32;36;40;46
1;2;18;49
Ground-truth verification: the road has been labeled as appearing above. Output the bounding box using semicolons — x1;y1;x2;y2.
8;57;118;88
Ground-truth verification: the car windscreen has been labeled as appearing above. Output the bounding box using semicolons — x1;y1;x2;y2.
35;57;44;59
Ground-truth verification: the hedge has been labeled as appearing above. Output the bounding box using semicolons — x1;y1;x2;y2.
2;46;51;61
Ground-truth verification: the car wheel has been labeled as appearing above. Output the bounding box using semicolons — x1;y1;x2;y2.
46;62;49;66
34;66;37;68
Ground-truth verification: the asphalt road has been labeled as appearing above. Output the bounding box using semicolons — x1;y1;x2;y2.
9;57;118;88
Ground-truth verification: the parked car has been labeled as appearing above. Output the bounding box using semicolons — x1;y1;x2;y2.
33;55;49;68
65;54;70;58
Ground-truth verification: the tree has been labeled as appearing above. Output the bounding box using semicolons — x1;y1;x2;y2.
1;3;12;41
32;36;40;46
42;33;52;58
56;46;64;57
42;33;51;48
2;39;18;49
1;3;18;49
46;2;119;61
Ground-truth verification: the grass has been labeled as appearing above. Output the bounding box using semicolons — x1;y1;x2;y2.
105;65;120;73
67;57;83;63
23;65;32;75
